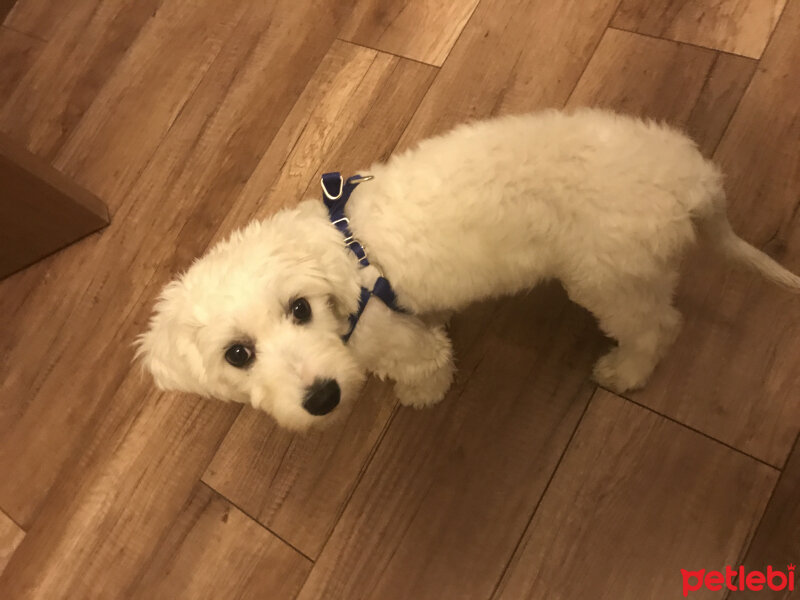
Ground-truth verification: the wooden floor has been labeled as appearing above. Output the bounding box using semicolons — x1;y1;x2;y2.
1;0;798;598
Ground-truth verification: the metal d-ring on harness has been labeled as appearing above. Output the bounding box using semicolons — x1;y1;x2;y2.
321;172;407;342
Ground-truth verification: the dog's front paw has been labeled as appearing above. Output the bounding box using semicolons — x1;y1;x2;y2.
395;381;446;408
395;363;454;409
592;348;653;393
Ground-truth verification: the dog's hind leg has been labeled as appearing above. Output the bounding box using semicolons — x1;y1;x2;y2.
565;271;682;393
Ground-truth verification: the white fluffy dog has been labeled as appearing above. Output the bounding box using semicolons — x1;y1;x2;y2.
137;109;800;430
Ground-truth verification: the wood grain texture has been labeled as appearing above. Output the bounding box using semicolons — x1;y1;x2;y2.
569;29;716;124
0;510;23;578
0;0;166;160
212;39;437;231
340;0;480;65
0;393;238;599
396;0;620;149
0;0;246;526
495;391;778;600
0;0;16;24
568;29;755;155
0;0;353;530
130;484;311;600
48;0;244;200
630;0;800;466
736;436;800;600
297;287;602;600
685;52;757;156
0;26;41;101
4;0;85;41
0;131;108;279
0;250;55;371
612;0;787;58
203;381;397;560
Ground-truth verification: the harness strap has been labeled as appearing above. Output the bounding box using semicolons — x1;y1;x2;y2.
342;286;372;343
322;173;370;267
372;275;403;312
321;172;407;342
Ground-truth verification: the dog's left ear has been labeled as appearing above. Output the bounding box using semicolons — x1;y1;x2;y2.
134;279;209;395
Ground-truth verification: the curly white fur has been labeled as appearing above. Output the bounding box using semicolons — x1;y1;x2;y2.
137;109;800;430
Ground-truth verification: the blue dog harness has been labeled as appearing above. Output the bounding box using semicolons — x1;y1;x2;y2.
321;172;406;342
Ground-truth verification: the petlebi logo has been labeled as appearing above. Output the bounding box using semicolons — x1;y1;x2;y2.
681;564;795;596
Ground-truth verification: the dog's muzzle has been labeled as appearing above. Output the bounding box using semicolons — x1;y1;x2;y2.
302;378;340;416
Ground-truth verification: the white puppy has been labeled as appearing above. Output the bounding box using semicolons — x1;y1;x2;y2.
137;109;800;430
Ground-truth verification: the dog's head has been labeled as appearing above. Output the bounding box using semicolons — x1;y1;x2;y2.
136;201;365;430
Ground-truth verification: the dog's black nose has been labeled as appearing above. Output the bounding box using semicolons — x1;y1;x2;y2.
302;379;340;416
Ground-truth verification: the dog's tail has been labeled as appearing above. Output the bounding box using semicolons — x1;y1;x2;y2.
701;204;800;292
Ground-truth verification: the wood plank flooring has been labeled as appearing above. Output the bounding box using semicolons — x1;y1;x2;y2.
0;0;15;25
613;0;787;58
567;28;754;155
396;0;621;147
340;0;481;65
130;484;312;600
1;0;797;597
0;510;23;577
495;391;777;600
0;26;40;100
737;436;800;600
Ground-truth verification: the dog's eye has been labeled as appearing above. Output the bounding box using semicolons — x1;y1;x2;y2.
291;297;312;323
224;344;253;368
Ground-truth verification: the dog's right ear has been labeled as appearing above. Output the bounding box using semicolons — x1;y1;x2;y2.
313;249;364;332
326;292;357;327
134;280;208;395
